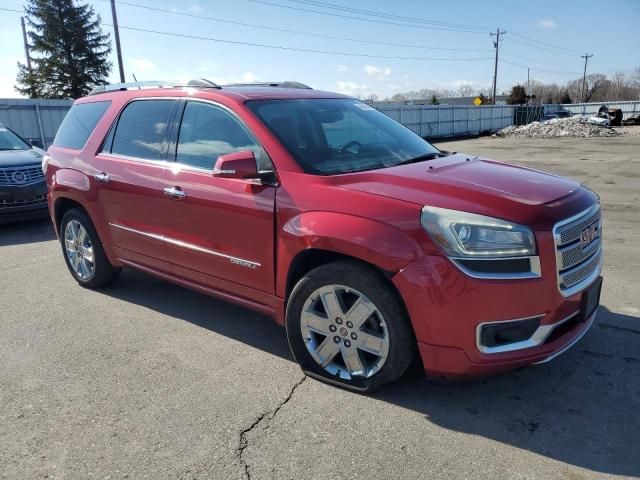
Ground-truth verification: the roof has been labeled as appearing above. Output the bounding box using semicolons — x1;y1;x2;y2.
84;80;349;102
220;86;348;100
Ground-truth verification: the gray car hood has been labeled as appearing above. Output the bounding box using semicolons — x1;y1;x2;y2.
0;147;45;167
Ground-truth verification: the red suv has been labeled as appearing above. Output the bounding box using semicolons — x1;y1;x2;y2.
46;80;602;391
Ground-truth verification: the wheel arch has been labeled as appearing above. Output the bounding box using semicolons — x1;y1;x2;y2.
278;211;423;300
53;197;87;233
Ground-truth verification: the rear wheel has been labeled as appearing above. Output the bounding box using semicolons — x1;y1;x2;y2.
60;208;121;288
286;260;415;392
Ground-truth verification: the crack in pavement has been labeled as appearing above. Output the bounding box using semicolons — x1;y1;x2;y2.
237;375;307;479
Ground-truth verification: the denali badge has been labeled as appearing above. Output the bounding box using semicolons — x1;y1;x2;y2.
580;223;598;248
230;258;258;269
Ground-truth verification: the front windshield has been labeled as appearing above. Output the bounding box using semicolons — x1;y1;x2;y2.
246;99;441;175
0;126;31;151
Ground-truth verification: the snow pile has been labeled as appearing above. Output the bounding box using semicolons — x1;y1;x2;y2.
496;116;619;138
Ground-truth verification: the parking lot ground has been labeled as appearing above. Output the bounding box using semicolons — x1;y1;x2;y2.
1;135;639;480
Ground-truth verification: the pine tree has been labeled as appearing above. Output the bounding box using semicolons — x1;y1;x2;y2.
506;85;528;105
560;90;572;104
430;94;439;105
16;0;111;99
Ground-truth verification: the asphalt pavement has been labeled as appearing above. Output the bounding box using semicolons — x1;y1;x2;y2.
1;135;639;479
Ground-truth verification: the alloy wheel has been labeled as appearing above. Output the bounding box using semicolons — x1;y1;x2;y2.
300;284;390;380
64;219;95;280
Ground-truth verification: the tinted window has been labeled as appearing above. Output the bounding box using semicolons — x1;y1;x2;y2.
247;99;440;175
176;102;260;170
0;126;31;151
111;100;175;160
53;101;111;150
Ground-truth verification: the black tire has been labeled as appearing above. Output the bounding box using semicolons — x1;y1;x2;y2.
286;260;415;393
60;208;121;288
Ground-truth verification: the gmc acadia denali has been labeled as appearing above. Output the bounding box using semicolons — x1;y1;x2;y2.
45;79;603;391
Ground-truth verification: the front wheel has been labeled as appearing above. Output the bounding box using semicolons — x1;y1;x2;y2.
286;260;415;392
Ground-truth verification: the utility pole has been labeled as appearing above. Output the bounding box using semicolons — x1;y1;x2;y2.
20;17;32;72
490;28;506;104
527;67;530;104
110;0;125;83
580;53;593;103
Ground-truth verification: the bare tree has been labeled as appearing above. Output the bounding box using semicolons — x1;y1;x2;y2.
457;84;475;97
382;70;640;103
632;66;640;89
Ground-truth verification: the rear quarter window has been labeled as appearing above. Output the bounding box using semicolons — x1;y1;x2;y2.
53;101;111;150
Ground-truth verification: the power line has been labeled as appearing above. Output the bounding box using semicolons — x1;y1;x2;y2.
0;7;22;14
247;0;490;34
98;0;489;53
501;51;574;68
499;59;581;76
108;23;493;62
510;32;584;55
280;0;492;31
258;0;584;56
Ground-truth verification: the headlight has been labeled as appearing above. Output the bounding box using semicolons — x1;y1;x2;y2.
42;154;50;175
421;206;536;257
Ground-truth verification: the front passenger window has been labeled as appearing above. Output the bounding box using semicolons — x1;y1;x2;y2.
176;102;260;170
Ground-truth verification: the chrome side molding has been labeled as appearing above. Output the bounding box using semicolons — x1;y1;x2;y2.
109;223;261;269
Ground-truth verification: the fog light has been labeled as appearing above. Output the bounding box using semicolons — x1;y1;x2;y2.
480;317;541;348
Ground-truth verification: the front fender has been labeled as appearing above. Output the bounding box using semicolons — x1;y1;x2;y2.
277;211;422;297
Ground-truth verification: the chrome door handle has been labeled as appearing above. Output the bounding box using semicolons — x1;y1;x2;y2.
94;172;110;183
163;186;186;199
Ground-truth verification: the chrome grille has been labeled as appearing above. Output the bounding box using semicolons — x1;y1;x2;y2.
0;194;47;208
0;165;45;186
558;209;600;245
559;235;600;270
561;252;601;289
553;204;602;297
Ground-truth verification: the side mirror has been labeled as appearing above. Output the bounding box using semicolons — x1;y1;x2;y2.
212;150;258;179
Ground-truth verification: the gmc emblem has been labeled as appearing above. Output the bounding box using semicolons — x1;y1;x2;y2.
580;223;598;248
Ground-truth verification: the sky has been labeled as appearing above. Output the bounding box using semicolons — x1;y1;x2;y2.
0;0;639;99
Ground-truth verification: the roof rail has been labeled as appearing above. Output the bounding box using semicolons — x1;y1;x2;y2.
224;81;313;90
89;78;222;96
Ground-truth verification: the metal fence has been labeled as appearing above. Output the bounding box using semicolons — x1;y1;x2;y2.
373;104;516;139
544;100;640;119
374;100;640;139
0;98;73;149
0;97;639;148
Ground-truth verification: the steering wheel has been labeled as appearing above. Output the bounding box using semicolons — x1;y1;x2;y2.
340;140;363;154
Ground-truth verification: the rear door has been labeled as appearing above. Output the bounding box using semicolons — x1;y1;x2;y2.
93;98;178;271
158;99;277;293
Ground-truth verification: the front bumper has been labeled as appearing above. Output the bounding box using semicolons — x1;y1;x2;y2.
392;252;601;378
0;182;49;224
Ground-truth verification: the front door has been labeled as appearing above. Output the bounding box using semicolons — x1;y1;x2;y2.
93;99;178;271
158;100;276;294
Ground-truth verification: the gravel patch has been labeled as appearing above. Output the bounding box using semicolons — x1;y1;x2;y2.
495;117;619;138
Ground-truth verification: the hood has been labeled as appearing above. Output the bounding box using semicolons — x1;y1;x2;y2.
330;153;583;223
0;148;43;167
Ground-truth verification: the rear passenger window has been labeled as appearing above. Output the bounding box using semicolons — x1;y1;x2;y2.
111;100;175;160
176;101;259;170
53;101;111;150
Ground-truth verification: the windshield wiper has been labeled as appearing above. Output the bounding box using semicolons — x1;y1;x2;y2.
394;152;448;167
